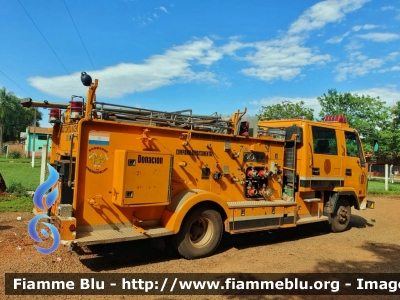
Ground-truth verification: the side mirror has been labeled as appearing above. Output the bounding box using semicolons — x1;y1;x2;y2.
373;140;379;156
360;158;366;168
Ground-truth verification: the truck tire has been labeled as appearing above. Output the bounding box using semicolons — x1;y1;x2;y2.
174;207;223;259
331;198;351;233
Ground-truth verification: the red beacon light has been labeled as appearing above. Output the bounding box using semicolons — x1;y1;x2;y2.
324;114;347;123
49;108;61;123
70;96;84;120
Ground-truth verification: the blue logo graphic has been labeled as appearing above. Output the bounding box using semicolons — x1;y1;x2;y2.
28;163;60;254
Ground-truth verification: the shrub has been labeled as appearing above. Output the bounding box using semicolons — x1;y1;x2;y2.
7;182;26;197
8;150;22;159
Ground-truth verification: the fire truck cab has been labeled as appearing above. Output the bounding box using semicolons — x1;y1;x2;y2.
258;115;369;232
22;73;374;259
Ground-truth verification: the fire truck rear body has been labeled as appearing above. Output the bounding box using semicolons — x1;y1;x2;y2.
23;75;374;259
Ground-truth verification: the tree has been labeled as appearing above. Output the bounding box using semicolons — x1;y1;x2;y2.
257;100;314;120
0;87;42;152
377;102;400;159
318;89;391;156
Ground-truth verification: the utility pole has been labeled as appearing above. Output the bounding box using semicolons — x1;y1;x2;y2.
31;108;36;168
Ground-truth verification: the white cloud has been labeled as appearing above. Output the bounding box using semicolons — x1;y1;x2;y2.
337;51;400;78
362;24;379;30
352;24;379;31
197;49;224;66
158;6;169;13
242;67;302;81
220;40;245;56
237;36;330;82
248;96;321;116
348;51;368;61
351;87;400;104
326;31;350;43
326;36;344;44
377;66;400;73
335;58;385;81
381;6;395;11
388;52;400;60
29;38;220;98
29;33;333;97
245;38;329;67
327;24;378;43
344;39;363;51
357;32;400;42
288;0;370;35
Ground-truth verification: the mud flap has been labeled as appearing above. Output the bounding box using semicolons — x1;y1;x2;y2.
366;200;375;209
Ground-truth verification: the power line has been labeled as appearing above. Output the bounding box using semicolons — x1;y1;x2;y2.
17;0;80;89
0;69;32;97
62;0;111;102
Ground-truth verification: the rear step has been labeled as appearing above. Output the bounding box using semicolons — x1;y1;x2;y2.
65;226;173;246
296;215;329;225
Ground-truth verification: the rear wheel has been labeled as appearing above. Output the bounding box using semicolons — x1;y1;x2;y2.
331;198;351;233
174;207;223;259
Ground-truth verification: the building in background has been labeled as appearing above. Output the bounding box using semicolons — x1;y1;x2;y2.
20;126;52;158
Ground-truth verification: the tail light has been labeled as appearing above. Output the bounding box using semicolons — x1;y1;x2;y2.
70;100;83;120
49;108;61;123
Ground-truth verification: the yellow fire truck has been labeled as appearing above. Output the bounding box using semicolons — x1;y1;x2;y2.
22;73;374;259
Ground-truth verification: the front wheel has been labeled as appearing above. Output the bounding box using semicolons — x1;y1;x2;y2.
331;198;351;233
174;207;223;259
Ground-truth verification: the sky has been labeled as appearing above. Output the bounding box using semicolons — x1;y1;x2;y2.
1;0;400;127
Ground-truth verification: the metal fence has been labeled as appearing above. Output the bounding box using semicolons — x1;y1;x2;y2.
367;163;400;182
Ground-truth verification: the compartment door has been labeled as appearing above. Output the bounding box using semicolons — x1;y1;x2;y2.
112;150;173;206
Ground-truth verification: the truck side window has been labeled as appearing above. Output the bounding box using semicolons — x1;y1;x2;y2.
312;126;338;155
345;131;360;157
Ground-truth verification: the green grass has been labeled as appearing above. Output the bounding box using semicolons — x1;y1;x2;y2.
367;180;400;195
0;159;50;212
0;154;42;163
0;195;33;212
0;161;42;191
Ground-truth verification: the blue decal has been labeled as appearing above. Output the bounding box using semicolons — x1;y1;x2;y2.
28;164;61;254
33;163;59;210
28;214;60;254
89;140;109;145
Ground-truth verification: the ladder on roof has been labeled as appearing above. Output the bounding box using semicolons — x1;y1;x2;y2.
92;101;234;133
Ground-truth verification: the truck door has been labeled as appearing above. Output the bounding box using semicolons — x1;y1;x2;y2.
304;125;343;189
343;130;367;196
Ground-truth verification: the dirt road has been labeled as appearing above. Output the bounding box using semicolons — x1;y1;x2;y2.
1;195;399;299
